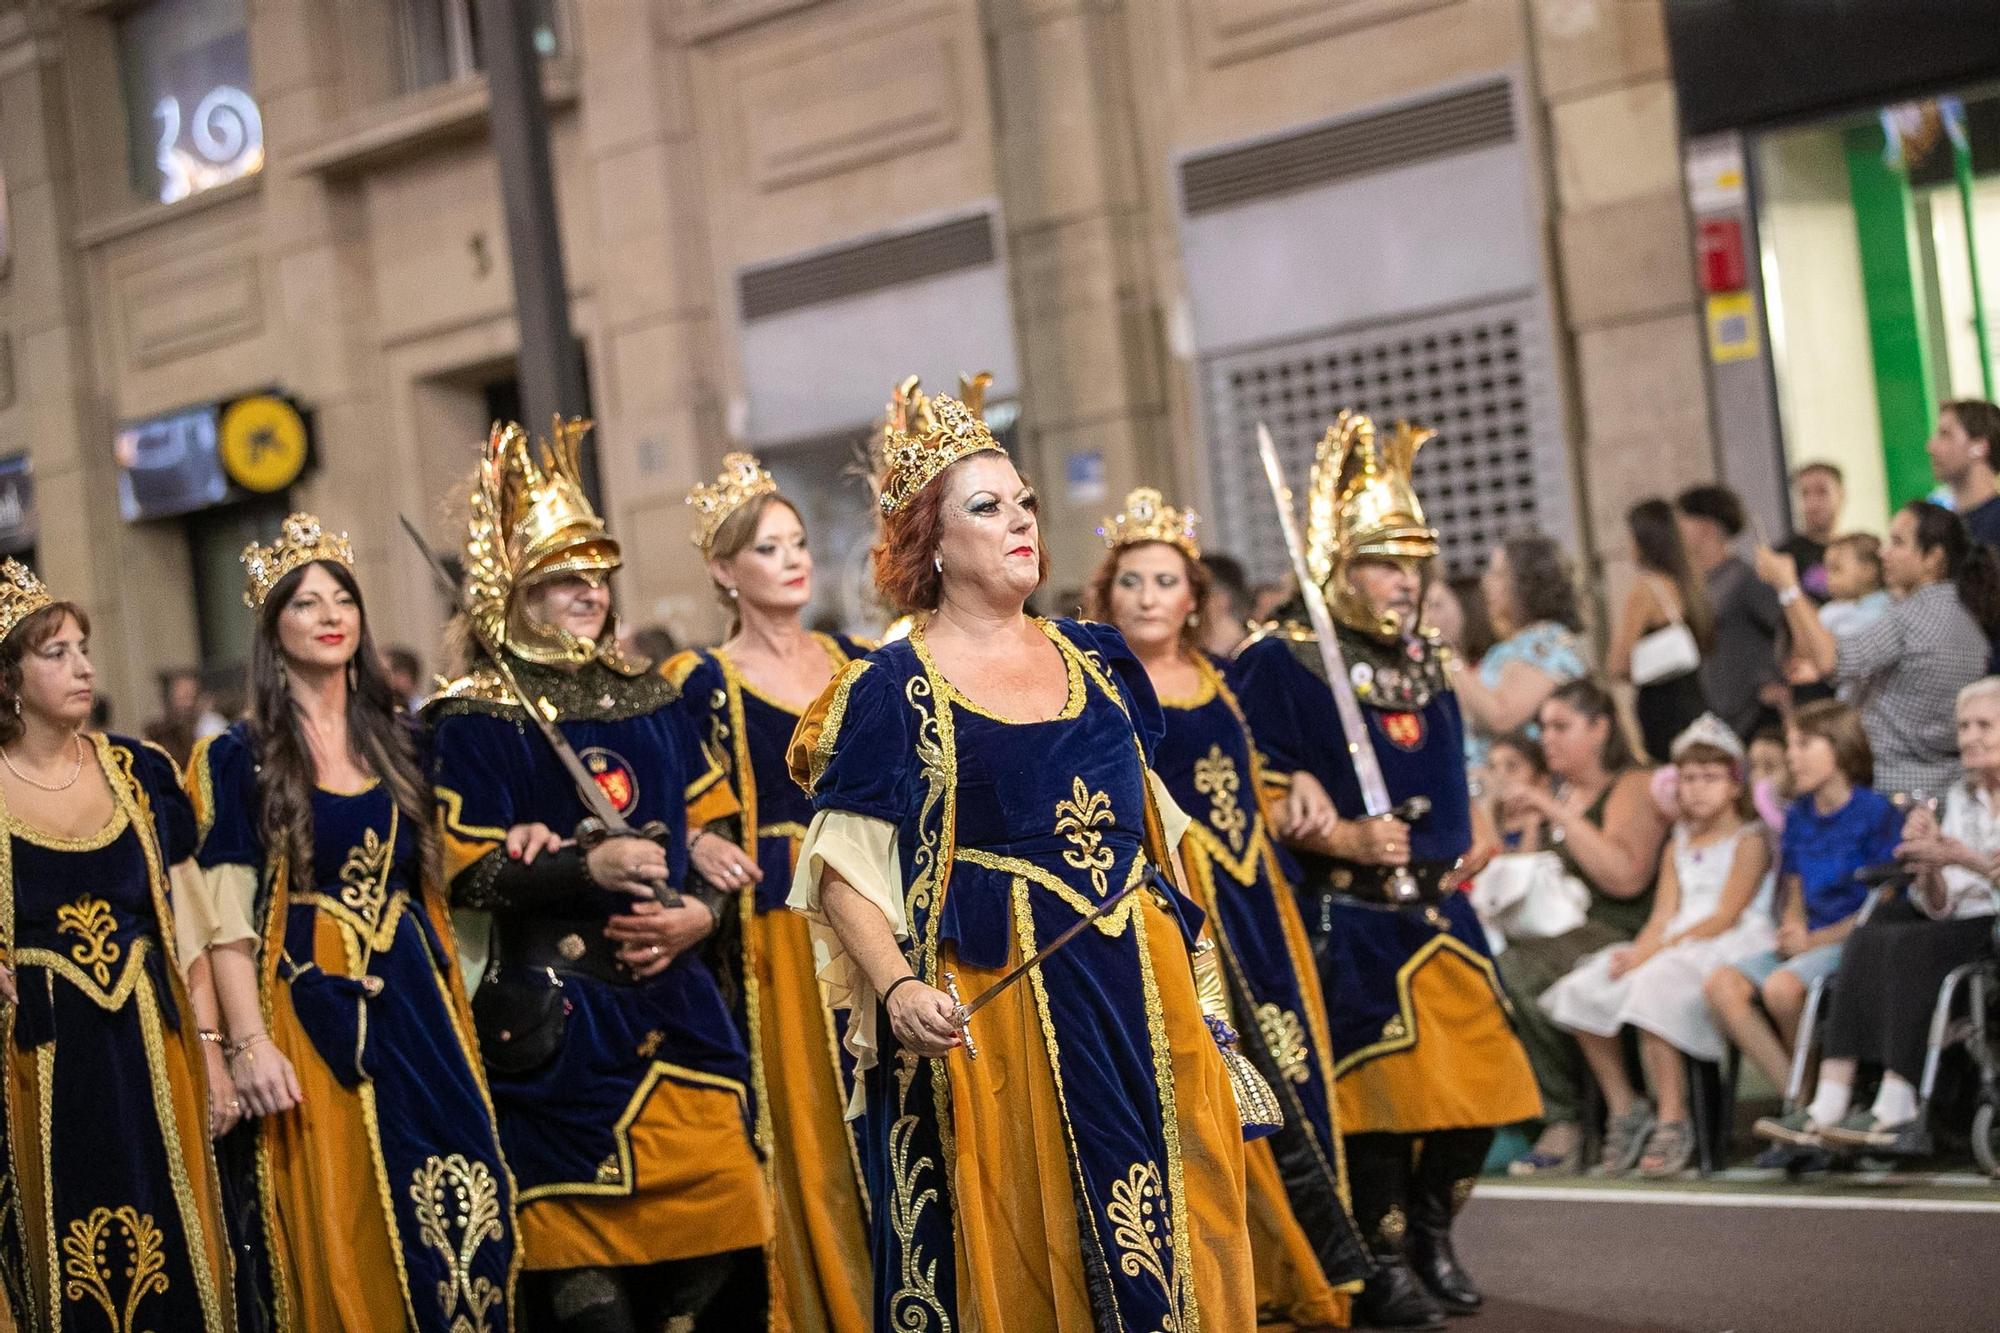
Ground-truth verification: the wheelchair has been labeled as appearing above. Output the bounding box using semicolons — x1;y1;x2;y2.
1765;909;2000;1176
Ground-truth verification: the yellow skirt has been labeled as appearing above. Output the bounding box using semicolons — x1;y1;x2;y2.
943;890;1257;1333
519;1078;773;1271
752;905;872;1333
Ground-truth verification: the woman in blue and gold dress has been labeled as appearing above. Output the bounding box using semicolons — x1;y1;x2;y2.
673;452;872;1333
428;421;773;1332
0;561;234;1330
187;514;515;1332
788;385;1258;1331
1087;487;1369;1329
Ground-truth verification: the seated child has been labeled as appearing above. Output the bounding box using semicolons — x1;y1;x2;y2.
1542;715;1774;1176
1705;700;1901;1111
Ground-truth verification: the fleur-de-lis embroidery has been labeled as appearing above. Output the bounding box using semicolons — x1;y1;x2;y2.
1193;745;1246;853
61;1205;168;1333
339;828;393;930
1105;1161;1181;1331
409;1154;506;1333
1055;777;1116;898
1255;1003;1313;1085
55;896;120;987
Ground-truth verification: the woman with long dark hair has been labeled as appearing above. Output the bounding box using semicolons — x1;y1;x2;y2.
1609;499;1712;761
1455;532;1588;768
0;563;235;1329
1085;486;1368;1328
187;514;515;1331
1761;499;2000;795
669;451;873;1333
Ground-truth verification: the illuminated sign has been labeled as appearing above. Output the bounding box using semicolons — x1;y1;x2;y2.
116;391;312;522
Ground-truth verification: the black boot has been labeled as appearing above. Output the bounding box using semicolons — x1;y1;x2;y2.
1408;1128;1493;1315
1347;1133;1449;1331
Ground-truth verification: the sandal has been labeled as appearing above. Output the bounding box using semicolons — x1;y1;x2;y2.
1507;1146;1580;1177
1638;1120;1693;1178
1600;1101;1656;1175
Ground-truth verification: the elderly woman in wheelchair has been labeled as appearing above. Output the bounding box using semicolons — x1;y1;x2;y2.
1756;678;2000;1167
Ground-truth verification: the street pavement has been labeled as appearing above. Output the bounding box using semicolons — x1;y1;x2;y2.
1448;1175;2000;1332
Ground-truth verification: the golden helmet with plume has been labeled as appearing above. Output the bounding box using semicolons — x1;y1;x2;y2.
1304;410;1439;637
462;416;633;670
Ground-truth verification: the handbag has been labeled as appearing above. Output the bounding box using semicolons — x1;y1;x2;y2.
1630;576;1701;686
470;968;569;1076
1468;851;1591;943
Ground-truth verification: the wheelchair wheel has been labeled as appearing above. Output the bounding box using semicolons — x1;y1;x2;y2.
1975;1101;2000;1177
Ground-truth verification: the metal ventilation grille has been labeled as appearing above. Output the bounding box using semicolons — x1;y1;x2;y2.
1203;295;1568;585
1181;81;1514;215
738;215;997;321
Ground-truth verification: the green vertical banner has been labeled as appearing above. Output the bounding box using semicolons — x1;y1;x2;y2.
1845;122;1939;508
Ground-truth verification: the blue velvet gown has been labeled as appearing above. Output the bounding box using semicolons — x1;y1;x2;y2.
1229;627;1540;1135
791;619;1255;1333
0;734;233;1331
669;634;873;1333
190;723;515;1333
1153;652;1367;1319
427;656;771;1278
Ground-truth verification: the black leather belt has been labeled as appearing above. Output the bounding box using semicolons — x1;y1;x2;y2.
1318;860;1461;907
497;916;636;987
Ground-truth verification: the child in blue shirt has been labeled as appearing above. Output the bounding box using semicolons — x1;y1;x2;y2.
1703;701;1900;1099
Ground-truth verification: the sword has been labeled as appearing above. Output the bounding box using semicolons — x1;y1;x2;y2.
399;514;681;907
1255;423;1423;904
943;875;1152;1060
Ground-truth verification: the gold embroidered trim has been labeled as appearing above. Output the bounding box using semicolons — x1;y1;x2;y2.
1191;746;1247;854
409;1153;506;1332
1330;932;1508;1078
61;1204;169;1332
4;806;128;852
909;619;1085;725
55;895;121;986
1130;901;1200;1329
885;1053;952;1332
1105;1161;1180;1331
806;660;872;793
955;847;1146;931
1054;777;1117;899
513;1062;749;1203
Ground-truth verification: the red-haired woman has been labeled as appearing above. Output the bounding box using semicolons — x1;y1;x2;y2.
789;386;1258;1331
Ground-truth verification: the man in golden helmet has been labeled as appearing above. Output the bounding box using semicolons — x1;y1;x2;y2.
1231;412;1540;1329
428;419;776;1330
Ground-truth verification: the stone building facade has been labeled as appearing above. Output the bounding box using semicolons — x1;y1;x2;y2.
0;0;1714;714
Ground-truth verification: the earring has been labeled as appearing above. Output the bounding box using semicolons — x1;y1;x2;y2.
1188;611;1201;628
9;699;17;717
726;587;739;600
933;555;943;574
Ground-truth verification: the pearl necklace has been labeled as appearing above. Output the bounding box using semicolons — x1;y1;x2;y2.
0;733;85;792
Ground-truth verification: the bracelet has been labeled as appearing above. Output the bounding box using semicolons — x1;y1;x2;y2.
882;974;923;1006
1777;585;1802;608
226;1032;271;1060
197;1029;226;1047
690;826;719;850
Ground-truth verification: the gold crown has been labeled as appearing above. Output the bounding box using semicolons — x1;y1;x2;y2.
877;371;1001;516
686;452;779;553
464;417;624;669
1305;411;1439;635
1097;487;1201;560
241;512;355;609
0;559;53;641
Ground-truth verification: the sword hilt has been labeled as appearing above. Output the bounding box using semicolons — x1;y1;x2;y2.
943;971;977;1061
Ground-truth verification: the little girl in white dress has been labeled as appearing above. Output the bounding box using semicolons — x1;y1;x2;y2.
1542;714;1775;1176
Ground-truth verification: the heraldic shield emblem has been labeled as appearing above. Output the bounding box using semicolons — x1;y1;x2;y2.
1380;711;1426;752
580;746;639;814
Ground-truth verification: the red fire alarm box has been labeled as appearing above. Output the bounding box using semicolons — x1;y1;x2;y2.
1697;217;1746;293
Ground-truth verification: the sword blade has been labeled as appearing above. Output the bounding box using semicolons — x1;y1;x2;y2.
956;880;1141;1025
1254;424;1395;819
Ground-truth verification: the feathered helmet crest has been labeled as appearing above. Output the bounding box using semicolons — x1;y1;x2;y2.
1304;410;1439;635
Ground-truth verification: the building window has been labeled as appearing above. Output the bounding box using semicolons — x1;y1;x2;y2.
394;0;566;96
117;0;264;206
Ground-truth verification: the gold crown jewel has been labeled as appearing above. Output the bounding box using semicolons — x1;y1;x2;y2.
1097;487;1201;560
1304;410;1439;635
241;512;355;609
0;559;54;642
463;417;625;669
877;371;1001;516
686;452;779;553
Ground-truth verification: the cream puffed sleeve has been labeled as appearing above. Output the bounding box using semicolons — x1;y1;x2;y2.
183;729;267;965
790;809;905;1116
